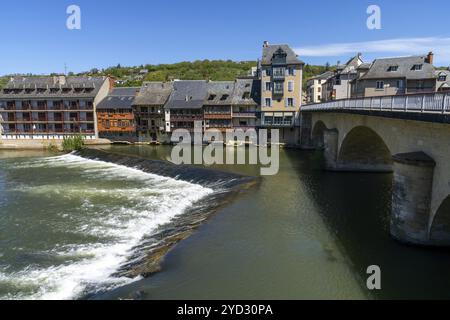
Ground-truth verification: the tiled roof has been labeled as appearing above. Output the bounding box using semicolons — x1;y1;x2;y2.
165;80;208;109
261;44;304;66
0;76;108;99
359;55;435;80
231;78;259;106
133;82;173;106
96;87;140;110
204;81;235;105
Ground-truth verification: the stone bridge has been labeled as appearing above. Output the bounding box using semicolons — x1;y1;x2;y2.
301;93;450;247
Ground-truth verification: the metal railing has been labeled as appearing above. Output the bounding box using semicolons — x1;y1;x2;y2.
302;92;450;114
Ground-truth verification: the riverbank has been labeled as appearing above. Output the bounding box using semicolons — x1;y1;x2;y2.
0;139;111;151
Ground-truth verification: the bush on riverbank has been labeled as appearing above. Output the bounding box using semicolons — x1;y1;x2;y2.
62;135;85;152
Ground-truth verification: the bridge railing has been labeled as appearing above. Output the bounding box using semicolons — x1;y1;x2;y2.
302;92;450;114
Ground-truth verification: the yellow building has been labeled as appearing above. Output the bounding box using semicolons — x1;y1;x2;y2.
259;42;304;143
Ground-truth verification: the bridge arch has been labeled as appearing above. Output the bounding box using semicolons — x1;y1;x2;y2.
430;196;450;245
338;126;393;172
311;120;327;149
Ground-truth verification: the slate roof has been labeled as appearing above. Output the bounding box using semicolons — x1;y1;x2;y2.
0;76;108;99
309;71;334;81
231;78;260;106
204;81;235;105
133;82;173;106
165;80;208;110
359;55;435;80
261;44;304;66
96;87;140;110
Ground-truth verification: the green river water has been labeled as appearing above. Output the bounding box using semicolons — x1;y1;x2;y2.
1;146;450;300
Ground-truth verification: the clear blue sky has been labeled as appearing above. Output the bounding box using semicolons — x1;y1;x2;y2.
1;0;450;75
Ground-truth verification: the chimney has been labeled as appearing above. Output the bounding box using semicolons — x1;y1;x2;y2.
58;75;66;86
263;41;269;48
427;51;434;65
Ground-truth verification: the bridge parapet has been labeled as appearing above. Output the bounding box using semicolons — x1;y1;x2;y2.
302;92;450;115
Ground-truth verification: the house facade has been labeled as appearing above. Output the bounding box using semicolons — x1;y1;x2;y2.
231;78;259;130
204;81;234;132
132;82;173;142
353;53;437;97
306;71;333;103
96;87;139;142
259;42;303;143
322;54;364;102
164;80;207;133
0;76;111;140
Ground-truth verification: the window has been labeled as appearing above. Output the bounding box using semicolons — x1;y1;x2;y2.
265;82;272;91
388;66;399;72
208;95;216;100
318;87;321;93
335;76;341;86
416;80;425;90
242;92;250;99
288;67;295;76
265;69;271;77
284;116;293;125
220;94;229;101
397;80;405;89
439;75;447;82
274;117;283;125
412;64;423;71
288;81;294;92
273;68;285;77
376;81;385;90
274;82;283;93
287;98;294;107
265;98;272;107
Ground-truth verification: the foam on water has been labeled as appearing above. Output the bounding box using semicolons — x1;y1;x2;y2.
0;153;214;300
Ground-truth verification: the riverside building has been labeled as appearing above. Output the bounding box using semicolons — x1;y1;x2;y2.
132;82;173;142
96;87;140;142
259;41;304;144
0;76;112;140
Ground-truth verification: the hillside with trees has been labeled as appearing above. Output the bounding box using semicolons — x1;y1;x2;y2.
0;61;331;91
81;60;258;87
0;76;8;89
302;63;333;90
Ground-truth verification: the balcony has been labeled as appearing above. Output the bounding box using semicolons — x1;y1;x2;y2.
272;70;285;81
204;113;232;120
170;115;203;122
233;112;256;118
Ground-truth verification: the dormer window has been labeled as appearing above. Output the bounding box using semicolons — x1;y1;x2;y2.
388;66;398;72
412;64;423;71
208;94;216;101
242;92;250;99
439;75;447;82
220;94;229;101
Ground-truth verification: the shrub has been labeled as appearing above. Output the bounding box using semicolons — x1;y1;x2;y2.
62;135;85;152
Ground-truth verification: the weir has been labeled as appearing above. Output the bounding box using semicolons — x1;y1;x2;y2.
75;148;258;278
76;148;256;190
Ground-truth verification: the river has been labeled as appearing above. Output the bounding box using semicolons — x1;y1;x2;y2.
1;146;450;300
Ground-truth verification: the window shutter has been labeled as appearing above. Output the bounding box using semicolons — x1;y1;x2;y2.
293;68;296;76
285;98;288;107
293;98;297;107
